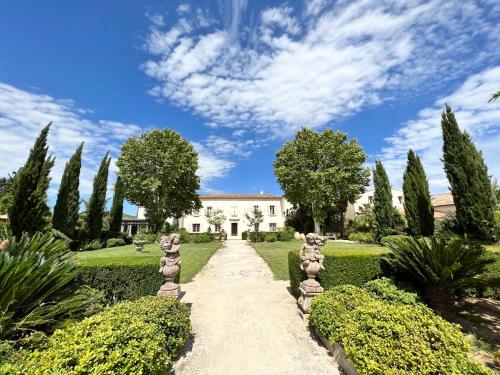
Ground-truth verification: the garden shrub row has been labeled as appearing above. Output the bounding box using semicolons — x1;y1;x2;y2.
243;227;295;242
6;296;191;374
347;231;375;243
310;284;491;375
179;228;215;243
288;250;384;296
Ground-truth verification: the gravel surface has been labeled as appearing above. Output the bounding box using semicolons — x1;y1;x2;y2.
171;240;339;375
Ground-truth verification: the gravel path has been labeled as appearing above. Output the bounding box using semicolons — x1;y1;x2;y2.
171;240;339;375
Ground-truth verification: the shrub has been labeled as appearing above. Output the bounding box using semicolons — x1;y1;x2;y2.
179;228;192;243
106;237;126;248
277;227;295;241
81;239;104;251
249;231;265;242
0;233;99;340
363;277;420;305
191;232;215;243
347;231;375;243
380;234;407;244
456;252;500;299
310;286;491;375
16;296;191;374
288;250;383;297
134;232;157;244
264;232;278;242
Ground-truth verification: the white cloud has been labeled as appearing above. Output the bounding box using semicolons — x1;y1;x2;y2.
380;66;500;193
192;142;235;183
0;83;233;201
143;0;499;136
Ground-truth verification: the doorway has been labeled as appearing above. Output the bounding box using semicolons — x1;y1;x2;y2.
231;222;238;237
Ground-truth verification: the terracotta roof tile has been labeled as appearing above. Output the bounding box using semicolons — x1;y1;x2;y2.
200;194;283;200
431;192;454;207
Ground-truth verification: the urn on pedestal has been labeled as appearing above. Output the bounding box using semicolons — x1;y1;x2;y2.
297;233;325;314
157;233;181;298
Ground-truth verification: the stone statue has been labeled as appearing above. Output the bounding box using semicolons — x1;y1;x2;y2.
298;233;325;314
219;228;227;242
157;233;181;298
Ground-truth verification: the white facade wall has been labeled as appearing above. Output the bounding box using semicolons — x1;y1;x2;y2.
179;196;289;238
353;189;404;215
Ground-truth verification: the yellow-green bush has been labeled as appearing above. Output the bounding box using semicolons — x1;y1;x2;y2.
310;285;492;374
9;296;191;375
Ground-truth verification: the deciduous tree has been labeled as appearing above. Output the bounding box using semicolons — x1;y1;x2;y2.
207;209;226;232
245;206;264;240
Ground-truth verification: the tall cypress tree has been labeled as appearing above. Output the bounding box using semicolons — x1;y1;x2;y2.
109;175;125;233
441;104;496;242
403;149;434;236
373;160;394;240
85;152;110;240
52;143;83;237
8;123;55;238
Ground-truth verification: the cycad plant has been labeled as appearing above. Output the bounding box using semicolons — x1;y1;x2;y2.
383;236;499;317
0;232;96;339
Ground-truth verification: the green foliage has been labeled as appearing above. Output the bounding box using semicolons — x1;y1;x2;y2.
8;124;54;238
206;208;226;230
52;143;83;238
106;238;126;248
274;128;370;232
310;286;491;375
435;212;461;240
347;231;375;243
177;228;214;243
81;239;104;251
245;206;264;235
350;211;376;233
117;129;202;232
15;296;191;374
0;232;98;340
363;277;421;305
133;231;157;244
264;232;278;242
0;175;15;215
109;175;125;233
383;236;499;315
373;160;394;241
288;250;383;297
441;105;496;242
403;149;434;236
277;226;295;241
456;252;500;299
379;234;407;243
85;152;111;241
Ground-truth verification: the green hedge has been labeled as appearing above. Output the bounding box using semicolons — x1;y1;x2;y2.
11;296;191;374
347;231;375;243
77;263;179;302
243;228;295;242
456;252;500;299
288;250;383;297
310;285;491;375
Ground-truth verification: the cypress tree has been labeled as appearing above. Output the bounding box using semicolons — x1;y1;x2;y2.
403;149;434;236
441;104;496;242
373;160;394;240
52;143;83;237
85;152;111;240
109;175;125;233
8;123;55;238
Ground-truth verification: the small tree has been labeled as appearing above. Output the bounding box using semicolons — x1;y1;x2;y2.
117;129;202;232
245;206;264;241
207;209;226;232
85;152;111;240
109;175;125;233
441;105;496;242
9;124;54;238
373;160;394;240
403;149;434;236
52;143;83;238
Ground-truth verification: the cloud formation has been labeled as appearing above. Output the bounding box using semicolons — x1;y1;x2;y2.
143;0;499;136
380;66;500;193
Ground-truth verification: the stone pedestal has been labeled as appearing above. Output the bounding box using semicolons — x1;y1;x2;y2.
297;279;324;314
157;281;180;298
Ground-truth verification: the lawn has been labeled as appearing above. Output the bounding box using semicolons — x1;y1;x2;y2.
252;240;388;280
76;242;221;283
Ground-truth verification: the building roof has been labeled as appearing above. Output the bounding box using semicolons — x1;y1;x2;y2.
200;194;283;200
431;192;454;207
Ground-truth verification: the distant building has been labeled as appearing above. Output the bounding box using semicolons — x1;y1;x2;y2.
346;188;405;219
431;192;455;219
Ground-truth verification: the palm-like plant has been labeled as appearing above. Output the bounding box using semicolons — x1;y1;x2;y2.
0;232;95;339
382;236;499;316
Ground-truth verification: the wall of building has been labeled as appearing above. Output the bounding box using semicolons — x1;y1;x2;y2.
352;189;404;215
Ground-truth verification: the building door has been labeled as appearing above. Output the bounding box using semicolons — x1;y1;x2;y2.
231;222;238;237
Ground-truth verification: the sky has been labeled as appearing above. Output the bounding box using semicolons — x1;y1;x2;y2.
0;0;499;216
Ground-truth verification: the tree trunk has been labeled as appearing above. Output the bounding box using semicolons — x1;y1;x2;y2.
339;210;345;239
424;285;455;318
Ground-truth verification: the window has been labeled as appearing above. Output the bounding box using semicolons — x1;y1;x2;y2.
269;223;277;232
254;205;259;212
192;224;200;233
398;196;403;204
231;206;238;217
269;205;275;215
368;196;373;204
215;224;221;232
206;206;212;217
193;209;200;217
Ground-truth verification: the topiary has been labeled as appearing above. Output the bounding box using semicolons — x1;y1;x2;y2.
363;277;420;305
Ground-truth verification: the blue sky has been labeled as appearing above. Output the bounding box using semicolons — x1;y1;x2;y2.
0;0;499;215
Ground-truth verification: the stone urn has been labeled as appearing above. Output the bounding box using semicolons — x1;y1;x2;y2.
133;239;147;252
157;233;181;298
297;233;325;314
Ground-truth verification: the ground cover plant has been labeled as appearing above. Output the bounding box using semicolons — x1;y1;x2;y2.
310;285;492;374
76;242;220;301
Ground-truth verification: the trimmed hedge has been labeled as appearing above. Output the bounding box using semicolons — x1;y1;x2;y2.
77;263;179;302
106;237;126;248
348;231;375;243
310;285;491;375
288;250;384;296
12;296;191;374
243;228;295;242
363;278;421;305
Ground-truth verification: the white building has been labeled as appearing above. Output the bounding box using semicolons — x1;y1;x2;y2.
347;188;405;218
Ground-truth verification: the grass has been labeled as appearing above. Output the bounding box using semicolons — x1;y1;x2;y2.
252;240;387;280
76;242;221;283
484;243;500;253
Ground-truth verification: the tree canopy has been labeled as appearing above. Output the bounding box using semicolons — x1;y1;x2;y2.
116;129;202;232
85;152;111;240
373;160;394;240
274;128;369;233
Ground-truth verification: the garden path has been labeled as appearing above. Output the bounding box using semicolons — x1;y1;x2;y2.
171;240;339;375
